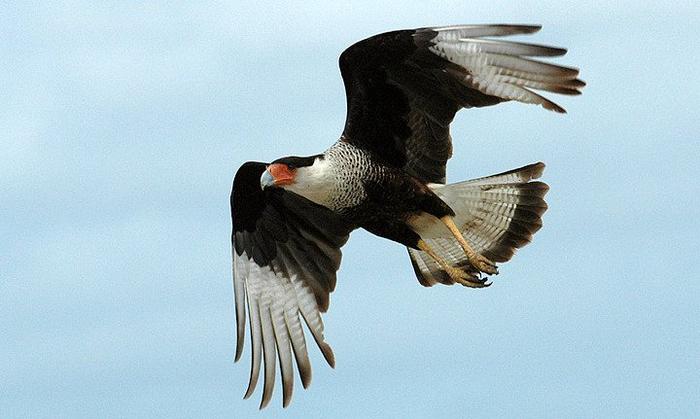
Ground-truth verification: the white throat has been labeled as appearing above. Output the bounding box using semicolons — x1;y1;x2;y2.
284;157;336;207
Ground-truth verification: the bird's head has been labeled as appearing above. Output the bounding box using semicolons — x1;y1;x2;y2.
260;155;325;189
260;154;333;206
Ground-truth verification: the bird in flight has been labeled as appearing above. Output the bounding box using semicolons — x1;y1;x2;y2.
230;24;584;408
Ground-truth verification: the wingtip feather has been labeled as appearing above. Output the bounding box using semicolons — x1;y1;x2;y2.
234;342;244;363
320;342;336;368
545;102;567;113
243;384;255;400
528;162;546;180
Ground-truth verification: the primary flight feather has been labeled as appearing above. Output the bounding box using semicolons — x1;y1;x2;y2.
230;24;584;408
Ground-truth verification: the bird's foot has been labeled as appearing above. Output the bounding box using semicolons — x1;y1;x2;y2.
466;252;499;276
444;265;491;288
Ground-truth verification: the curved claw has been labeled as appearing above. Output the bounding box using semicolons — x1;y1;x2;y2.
470;253;498;276
469;276;489;284
444;266;493;288
464;277;492;288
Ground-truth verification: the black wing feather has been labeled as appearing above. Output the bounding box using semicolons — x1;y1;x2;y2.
339;25;584;183
231;162;354;408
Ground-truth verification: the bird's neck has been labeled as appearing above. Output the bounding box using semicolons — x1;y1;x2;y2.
284;155;338;208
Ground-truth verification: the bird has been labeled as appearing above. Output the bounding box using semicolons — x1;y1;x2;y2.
230;24;584;408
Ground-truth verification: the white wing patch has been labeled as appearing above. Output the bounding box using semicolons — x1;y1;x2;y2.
233;249;334;409
427;25;584;113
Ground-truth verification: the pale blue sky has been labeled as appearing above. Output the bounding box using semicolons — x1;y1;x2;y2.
3;2;700;418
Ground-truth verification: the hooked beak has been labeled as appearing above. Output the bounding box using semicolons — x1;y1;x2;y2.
260;163;296;189
260;170;275;189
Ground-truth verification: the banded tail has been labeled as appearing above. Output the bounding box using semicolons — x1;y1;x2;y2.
408;162;549;286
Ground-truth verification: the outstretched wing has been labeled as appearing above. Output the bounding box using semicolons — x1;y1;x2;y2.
231;162;354;408
339;24;584;184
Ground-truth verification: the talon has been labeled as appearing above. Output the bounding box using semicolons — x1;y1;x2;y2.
469;253;498;276
464;278;491;289
443;266;491;288
467;275;487;284
469;277;491;287
417;239;494;289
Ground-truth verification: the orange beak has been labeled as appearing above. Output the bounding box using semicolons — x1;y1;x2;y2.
264;163;296;187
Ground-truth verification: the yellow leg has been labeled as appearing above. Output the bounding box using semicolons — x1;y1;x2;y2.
417;239;490;288
440;216;498;275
